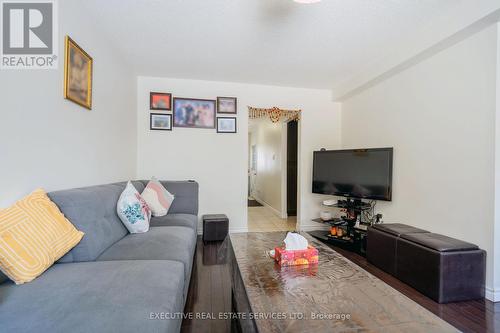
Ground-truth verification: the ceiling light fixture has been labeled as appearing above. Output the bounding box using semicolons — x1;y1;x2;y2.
293;0;321;4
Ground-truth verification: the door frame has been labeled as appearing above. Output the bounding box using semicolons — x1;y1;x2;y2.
247;117;301;230
280;119;301;226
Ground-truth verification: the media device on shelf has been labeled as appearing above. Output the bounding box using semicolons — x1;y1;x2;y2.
322;199;337;206
319;211;333;221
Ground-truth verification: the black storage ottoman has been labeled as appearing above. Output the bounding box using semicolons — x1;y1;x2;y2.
367;223;429;276
202;214;229;242
396;233;486;303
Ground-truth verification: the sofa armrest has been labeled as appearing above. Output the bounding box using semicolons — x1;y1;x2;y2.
160;180;199;215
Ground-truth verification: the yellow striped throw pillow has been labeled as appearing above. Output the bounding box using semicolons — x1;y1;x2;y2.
0;189;84;284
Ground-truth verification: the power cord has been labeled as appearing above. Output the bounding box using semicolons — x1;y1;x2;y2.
361;200;377;224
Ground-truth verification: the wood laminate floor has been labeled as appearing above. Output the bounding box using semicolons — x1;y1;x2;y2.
181;235;500;333
329;242;500;333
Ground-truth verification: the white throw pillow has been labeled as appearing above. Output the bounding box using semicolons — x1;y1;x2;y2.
117;181;151;233
141;177;175;217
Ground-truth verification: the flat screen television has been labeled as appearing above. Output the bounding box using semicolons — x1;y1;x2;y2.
312;148;393;201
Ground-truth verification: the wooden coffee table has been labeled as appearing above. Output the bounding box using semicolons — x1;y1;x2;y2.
229;232;458;333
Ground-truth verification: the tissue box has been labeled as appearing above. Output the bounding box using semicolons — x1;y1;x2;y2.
275;262;318;277
274;246;319;267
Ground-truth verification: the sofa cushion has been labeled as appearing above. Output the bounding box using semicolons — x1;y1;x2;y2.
97;226;196;280
117;181;151;234
400;233;479;252
0;189;84;284
142;177;175;217
139;180;198;215
0;260;185;333
150;213;198;231
48;181;144;262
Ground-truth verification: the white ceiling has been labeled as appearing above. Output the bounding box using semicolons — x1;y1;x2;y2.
79;0;464;90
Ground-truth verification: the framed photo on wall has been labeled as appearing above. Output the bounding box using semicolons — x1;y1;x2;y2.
150;92;172;110
217;117;237;133
64;36;93;110
150;113;172;131
173;98;216;129
217;97;237;114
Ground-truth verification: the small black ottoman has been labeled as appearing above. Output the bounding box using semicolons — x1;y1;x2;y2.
202;214;229;242
367;223;429;276
397;233;485;303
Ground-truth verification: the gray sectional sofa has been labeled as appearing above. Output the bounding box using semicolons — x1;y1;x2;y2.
0;180;199;333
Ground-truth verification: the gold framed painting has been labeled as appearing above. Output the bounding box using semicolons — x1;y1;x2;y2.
64;36;93;110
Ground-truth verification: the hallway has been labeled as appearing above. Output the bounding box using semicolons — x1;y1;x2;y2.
247;206;296;232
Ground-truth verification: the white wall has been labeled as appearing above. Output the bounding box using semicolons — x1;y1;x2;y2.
494;22;500;301
248;118;283;215
342;25;498;298
0;1;137;207
136;76;341;233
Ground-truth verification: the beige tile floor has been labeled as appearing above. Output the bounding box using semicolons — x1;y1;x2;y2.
248;206;297;232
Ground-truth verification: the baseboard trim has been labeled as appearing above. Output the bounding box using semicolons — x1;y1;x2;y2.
252;197;285;218
485;287;500;302
198;227;248;235
229;227;248;234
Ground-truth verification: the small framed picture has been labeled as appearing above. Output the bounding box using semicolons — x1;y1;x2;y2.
64;36;93;110
217;117;237;133
150;113;172;131
150;92;172;110
217;97;237;114
173;97;216;129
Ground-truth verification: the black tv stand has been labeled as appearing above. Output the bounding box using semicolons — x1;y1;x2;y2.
311;197;374;256
334;198;371;209
309;228;368;256
325;198;372;225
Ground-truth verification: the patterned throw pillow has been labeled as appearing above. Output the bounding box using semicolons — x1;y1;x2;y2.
141;177;175;217
0;189;84;284
117;181;151;233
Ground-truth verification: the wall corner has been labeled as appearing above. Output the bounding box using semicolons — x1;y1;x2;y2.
492;22;500;302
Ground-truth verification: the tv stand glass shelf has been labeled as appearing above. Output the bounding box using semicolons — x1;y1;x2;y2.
322;200;372;211
312;198;374;255
310;216;370;256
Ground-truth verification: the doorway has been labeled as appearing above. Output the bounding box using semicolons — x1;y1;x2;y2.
247;117;298;232
286;120;298;217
